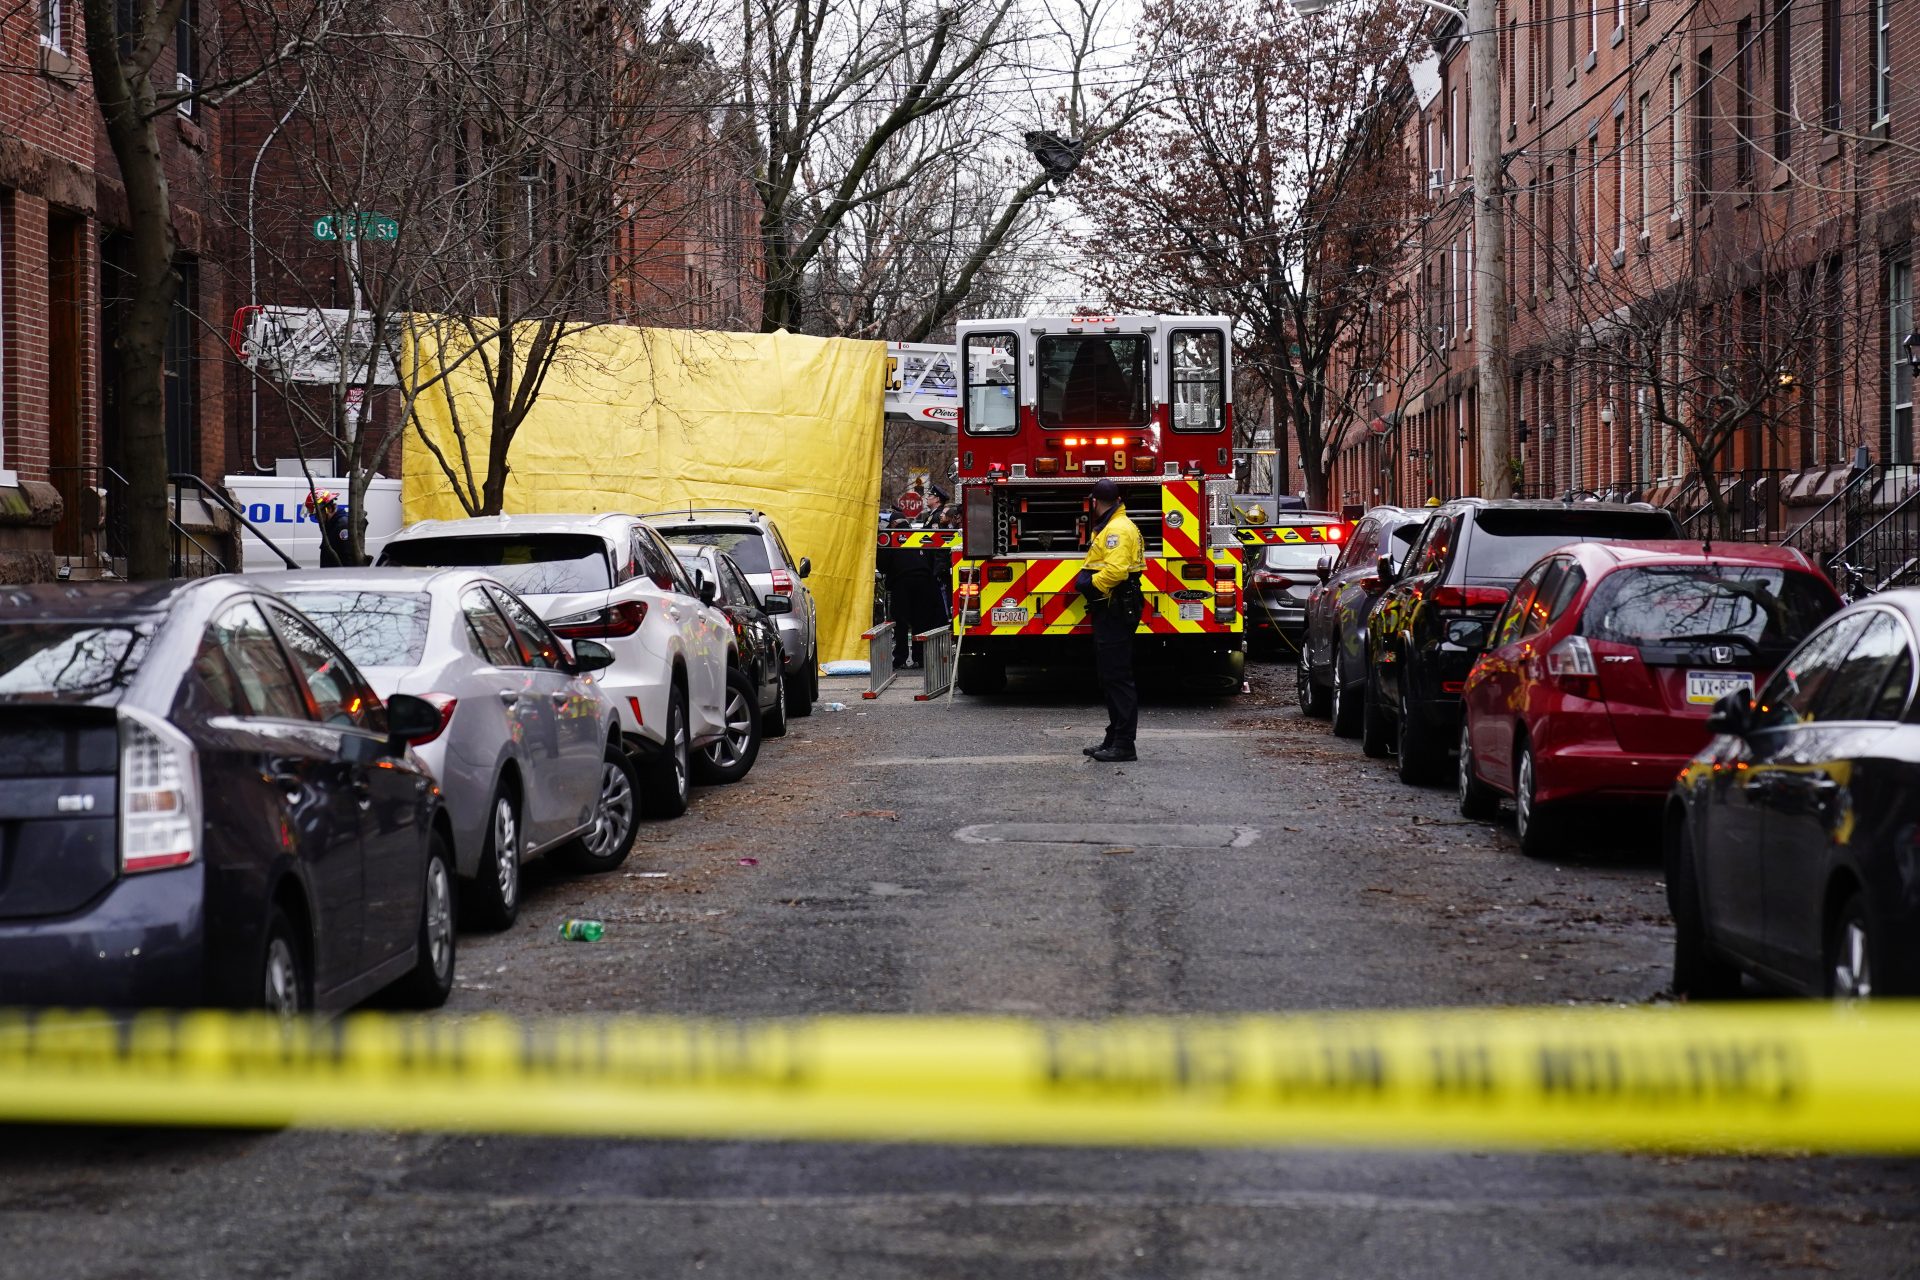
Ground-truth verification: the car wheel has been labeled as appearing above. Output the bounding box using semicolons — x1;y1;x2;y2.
1360;667;1393;758
465;785;522;932
692;667;762;785
1827;893;1878;999
1396;687;1443;786
764;665;790;738
787;649;814;718
1668;822;1742;999
1297;649;1331;717
1513;739;1557;858
1331;653;1363;738
260;906;307;1022
1457;720;1500;820
391;829;457;1009
638;680;692;818
553;745;641;873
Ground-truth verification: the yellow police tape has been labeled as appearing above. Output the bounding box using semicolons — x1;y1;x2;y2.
4;1003;1920;1151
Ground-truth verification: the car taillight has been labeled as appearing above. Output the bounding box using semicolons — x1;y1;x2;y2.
410;693;458;745
119;709;198;875
769;569;795;598
1252;571;1294;589
1431;585;1511;609
1545;634;1601;696
1358;575;1384;595
551;601;647;639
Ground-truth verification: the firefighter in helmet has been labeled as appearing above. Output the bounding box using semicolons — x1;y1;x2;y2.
1074;477;1146;762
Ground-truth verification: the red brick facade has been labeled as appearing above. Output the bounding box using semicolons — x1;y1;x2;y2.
1331;0;1920;540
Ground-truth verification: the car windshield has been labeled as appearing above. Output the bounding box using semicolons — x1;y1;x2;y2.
379;535;610;595
660;528;770;574
0;621;155;703
1261;544;1327;571
281;591;433;668
1461;509;1678;581
1581;566;1837;651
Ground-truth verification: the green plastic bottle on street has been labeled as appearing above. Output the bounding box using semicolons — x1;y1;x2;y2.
558;919;605;941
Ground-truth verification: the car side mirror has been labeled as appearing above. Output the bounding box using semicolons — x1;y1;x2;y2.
1445;618;1490;649
1376;554;1397;585
760;593;793;615
699;577;718;607
1706;689;1754;737
385;692;443;751
1315;556;1332;584
570;638;616;672
798;557;812;579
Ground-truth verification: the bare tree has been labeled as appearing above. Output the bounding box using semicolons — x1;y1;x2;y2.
741;0;1151;339
224;0;739;550
1072;0;1432;509
1535;219;1853;536
81;0;332;576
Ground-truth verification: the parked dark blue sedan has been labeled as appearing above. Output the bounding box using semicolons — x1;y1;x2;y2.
0;579;455;1014
1667;588;1920;999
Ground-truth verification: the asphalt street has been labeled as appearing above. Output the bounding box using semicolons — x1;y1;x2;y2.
3;657;1917;1278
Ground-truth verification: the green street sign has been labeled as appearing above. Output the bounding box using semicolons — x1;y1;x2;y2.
313;212;400;242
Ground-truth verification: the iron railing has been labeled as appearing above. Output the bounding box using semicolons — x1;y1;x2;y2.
1782;462;1882;566
1675;468;1797;541
1826;475;1920;600
170;473;298;571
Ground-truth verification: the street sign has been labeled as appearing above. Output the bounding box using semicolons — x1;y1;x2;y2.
313;213;400;242
897;489;925;518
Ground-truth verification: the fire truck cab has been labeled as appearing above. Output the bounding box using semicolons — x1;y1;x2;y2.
950;313;1245;694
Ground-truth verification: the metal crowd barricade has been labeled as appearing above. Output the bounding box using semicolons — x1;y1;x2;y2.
861;622;896;699
914;626;955;700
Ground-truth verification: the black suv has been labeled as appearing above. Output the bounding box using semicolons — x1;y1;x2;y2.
1363;499;1681;783
1297;505;1429;736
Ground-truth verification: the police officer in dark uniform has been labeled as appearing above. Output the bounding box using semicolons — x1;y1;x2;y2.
1074;478;1146;762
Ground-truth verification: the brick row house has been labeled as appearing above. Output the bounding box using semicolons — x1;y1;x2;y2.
1330;0;1920;572
0;1;760;581
0;0;227;580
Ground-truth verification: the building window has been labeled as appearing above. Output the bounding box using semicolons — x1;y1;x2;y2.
1529;0;1541;108
1544;164;1556;283
164;260;200;476
1567;146;1579;276
1637;92;1651;228
1506;9;1517;124
1735;19;1754;180
1890;255;1913;464
1820;0;1841;131
40;0;61;48
1588;134;1600;265
1528;178;1539;293
1669;66;1685;216
1564;0;1577;72
175;0;198;117
1773;0;1794;159
1613;116;1626;252
1465;229;1474;333
1697;50;1715;201
1872;0;1892;126
1588;0;1598;59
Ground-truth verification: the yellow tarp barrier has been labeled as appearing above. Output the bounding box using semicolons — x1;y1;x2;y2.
403;325;885;664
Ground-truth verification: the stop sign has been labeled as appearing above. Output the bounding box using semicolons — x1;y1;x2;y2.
897;489;925;518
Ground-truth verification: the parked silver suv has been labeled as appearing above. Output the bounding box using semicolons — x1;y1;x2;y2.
645;508;818;717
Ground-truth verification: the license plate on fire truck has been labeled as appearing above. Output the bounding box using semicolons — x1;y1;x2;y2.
990;606;1029;625
1686;670;1754;704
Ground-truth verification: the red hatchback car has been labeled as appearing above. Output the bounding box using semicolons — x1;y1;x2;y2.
1457;541;1841;855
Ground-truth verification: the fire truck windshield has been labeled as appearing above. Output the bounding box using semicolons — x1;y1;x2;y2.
1037;335;1149;428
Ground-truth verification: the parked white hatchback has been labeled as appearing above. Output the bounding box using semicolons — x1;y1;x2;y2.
377;514;734;817
252;568;640;929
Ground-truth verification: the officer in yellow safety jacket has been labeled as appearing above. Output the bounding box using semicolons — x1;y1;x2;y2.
1074;477;1146;762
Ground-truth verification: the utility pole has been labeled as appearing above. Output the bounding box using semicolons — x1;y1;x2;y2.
1291;0;1510;496
1466;0;1512;497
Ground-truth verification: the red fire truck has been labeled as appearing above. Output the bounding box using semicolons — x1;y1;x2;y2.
948;314;1245;694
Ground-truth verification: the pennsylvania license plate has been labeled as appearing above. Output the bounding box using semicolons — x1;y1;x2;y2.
1178;602;1206;621
1686;669;1754;705
990;606;1029;625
